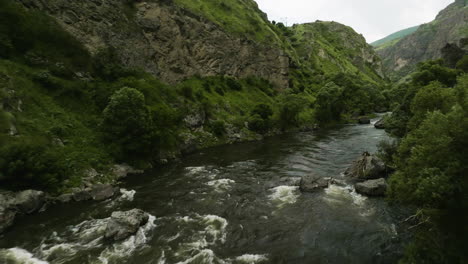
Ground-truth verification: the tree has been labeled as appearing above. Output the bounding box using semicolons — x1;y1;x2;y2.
101;87;153;160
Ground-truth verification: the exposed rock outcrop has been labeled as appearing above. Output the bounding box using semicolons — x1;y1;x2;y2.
15;0;290;88
355;178;387;196
345;152;387;180
105;209;149;241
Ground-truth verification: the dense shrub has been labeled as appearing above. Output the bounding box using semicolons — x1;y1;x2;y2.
279;94;307;128
248;114;270;133
0;138;68;192
208;120;226;137
251;103;273;120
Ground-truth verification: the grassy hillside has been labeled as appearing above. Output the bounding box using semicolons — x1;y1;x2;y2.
371;25;420;49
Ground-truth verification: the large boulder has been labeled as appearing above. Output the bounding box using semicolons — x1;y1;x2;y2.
14;190;46;214
90;184;118;201
374;118;386;129
105;209;149;241
345;152;387;180
73;188;92;202
300;175;331;192
355;178;387;196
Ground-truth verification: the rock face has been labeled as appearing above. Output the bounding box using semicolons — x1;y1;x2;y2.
300;175;331;192
355;178;387;196
15;0;290;89
105;209;149;241
345;152;387;180
377;0;468;77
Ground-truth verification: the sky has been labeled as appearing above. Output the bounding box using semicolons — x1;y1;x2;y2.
254;0;454;43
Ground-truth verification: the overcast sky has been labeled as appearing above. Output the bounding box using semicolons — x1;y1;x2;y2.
254;0;454;43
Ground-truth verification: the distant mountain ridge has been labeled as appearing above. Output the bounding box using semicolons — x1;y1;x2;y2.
371;25;420;49
376;0;468;79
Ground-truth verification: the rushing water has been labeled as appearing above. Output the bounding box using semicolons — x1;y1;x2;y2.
0;116;408;264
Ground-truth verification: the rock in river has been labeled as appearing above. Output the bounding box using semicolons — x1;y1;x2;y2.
105;209;149;241
374;118;386;129
14;190;46;214
355;178;387;196
358;117;371;124
345;152;387;180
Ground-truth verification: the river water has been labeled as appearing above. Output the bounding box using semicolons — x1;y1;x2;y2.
0;116;407;264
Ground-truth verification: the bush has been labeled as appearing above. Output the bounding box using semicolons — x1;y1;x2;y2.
251;103;273;120
225;77;242;91
248;114;270;133
208;120;226;137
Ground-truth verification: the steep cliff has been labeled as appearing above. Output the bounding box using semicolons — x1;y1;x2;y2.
17;0;290;88
377;0;468;79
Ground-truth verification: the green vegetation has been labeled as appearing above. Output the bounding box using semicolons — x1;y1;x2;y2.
372;25;420;49
381;54;468;263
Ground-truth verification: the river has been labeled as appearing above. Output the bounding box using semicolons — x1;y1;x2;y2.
0;116;407;264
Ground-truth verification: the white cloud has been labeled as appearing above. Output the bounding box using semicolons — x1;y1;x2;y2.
254;0;455;42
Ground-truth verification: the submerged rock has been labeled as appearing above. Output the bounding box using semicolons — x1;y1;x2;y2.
355;178;387;196
345;152;387;180
105;209;149;241
300;175;331;192
14;190;46;214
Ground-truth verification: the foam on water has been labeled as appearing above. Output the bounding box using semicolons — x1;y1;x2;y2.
232;254;268;263
119;188;136;201
324;184;367;206
206;179;235;192
0;248;49;264
268;186;300;207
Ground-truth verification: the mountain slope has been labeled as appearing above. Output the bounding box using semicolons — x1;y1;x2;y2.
291;21;384;84
371;25;420;49
377;0;468;79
